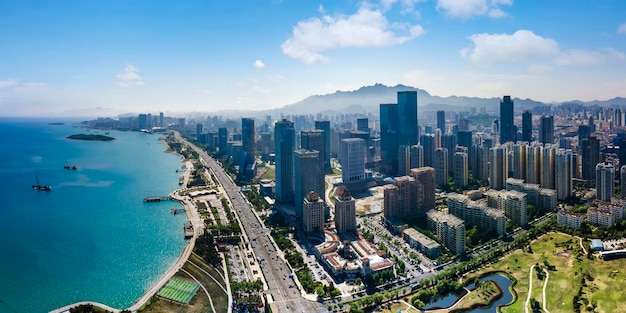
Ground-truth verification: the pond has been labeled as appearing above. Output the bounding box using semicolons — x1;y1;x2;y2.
466;273;514;313
421;273;514;312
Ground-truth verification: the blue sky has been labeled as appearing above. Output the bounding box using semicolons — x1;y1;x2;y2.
1;0;626;116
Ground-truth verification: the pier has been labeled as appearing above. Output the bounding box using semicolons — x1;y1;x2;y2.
143;196;170;202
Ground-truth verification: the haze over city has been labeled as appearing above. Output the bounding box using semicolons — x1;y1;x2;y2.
2;0;626;116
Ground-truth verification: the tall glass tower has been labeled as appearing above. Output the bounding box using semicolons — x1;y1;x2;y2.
274;119;295;203
500;96;515;143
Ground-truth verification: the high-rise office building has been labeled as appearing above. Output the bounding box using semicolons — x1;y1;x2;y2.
577;125;590;152
314;120;331;172
442;134;456;175
301;129;326;181
159;112;164;127
356;118;369;133
380;103;399;175
522;110;532;142
196;123;204;142
500;96;516;144
275;119;295;203
218;127;228;156
138;114;148;129
340;138;366;184
241;118;255;174
411;167;436;216
434;148;449;186
333;187;356;233
410;145;424;169
398;91;418;146
539;116;554;145
294;149;323;220
303;191;325;236
582;136;600;183
555;149;573;200
489;145;508;190
596;163;615;202
437;110;445;133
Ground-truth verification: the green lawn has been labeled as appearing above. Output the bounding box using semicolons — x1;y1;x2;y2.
259;167;275;180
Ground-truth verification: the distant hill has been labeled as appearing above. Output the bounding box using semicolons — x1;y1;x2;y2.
258;83;626;117
263;83;561;116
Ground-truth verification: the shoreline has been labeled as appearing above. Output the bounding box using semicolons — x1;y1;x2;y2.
50;133;199;313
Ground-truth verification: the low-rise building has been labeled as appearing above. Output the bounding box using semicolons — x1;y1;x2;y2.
402;228;441;259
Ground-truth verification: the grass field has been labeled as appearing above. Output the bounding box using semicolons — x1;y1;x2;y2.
259;167;275;180
453;280;500;311
468;232;626;313
373;301;420;313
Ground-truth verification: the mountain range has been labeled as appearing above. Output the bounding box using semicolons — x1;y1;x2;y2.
265;83;626;117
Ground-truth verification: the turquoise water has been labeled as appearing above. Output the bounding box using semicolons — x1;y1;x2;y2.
0;118;187;313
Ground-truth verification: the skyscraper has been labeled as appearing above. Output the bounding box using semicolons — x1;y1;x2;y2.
434;148;449;186
340;138;366;183
398;91;418;146
411;167;436;216
410;145;423;169
303;191;325;236
420;134;435;168
489;145;508;190
398;145;411;176
241;118;255;163
621;165;626;199
540;144;555;189
274;119;295;203
577;125;590;152
522;110;532;142
314;120;331;172
454;147;468;189
596;163;614;202
159;112;164;127
333;187;356;233
582;136;600;183
539;115;554;145
294;149;323;221
380;103;399;175
301;129;325;183
555;149;573;200
218;127;228;156
356;118;369;133
499;96;516;144
437;110;445;133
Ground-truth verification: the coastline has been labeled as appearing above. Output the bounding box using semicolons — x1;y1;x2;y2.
50;134;199;313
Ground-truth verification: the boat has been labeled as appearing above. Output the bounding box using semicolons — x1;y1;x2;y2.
32;176;52;191
64;162;77;170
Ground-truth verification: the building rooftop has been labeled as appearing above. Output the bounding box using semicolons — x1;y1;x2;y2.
426;209;464;227
402;228;440;249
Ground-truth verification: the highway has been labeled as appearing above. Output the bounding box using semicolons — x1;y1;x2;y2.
174;132;321;312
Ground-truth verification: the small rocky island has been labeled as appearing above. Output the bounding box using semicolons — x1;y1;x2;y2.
67;134;116;141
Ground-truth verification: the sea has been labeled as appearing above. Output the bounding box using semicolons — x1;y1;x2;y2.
0;118;188;313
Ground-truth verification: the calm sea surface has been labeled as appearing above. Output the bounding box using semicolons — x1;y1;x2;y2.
0;118;187;313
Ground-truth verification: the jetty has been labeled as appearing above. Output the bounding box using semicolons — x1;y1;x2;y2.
143;196;170;202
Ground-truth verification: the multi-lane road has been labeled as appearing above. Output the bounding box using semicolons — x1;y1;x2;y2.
174;132;321;312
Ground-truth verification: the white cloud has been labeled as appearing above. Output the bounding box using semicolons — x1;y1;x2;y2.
462;30;559;65
116;65;146;88
254;60;266;70
265;74;284;83
281;5;424;64
0;78;20;88
476;81;514;94
402;69;444;90
437;0;512;19
618;23;626;34
527;64;552;75
556;48;626;66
